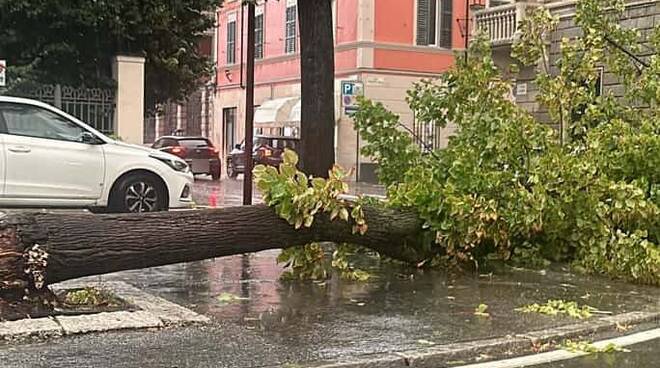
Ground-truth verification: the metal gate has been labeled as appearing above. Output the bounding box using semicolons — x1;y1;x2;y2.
144;85;214;143
5;84;116;135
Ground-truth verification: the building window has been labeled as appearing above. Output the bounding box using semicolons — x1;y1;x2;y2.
416;0;452;48
285;4;297;54
227;19;237;64
255;12;264;59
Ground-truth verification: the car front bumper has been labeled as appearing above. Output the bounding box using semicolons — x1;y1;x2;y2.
167;171;195;209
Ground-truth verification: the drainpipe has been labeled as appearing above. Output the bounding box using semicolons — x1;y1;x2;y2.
240;3;245;89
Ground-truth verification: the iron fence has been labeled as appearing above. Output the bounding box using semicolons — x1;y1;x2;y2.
412;117;443;153
4;84;116;135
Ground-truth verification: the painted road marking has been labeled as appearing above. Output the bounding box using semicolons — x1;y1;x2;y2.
455;327;660;368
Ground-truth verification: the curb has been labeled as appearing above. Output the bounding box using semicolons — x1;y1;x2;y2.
454;327;660;368
0;281;209;341
304;310;660;368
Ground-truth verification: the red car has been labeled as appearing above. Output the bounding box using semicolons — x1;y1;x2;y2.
152;136;221;180
226;135;299;178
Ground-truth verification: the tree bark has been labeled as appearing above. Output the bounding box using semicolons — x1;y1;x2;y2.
0;205;427;300
298;0;336;178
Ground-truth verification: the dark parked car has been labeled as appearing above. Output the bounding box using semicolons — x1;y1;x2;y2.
227;135;299;178
152;136;221;180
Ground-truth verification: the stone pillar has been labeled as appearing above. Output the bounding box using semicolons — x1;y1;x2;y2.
112;55;145;144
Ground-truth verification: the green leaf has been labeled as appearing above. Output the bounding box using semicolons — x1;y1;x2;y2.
282;149;299;166
474;303;490;317
217;292;249;304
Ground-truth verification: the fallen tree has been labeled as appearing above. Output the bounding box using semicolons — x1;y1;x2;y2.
0;205;427;303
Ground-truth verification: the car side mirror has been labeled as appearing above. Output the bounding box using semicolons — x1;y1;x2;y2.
81;132;99;144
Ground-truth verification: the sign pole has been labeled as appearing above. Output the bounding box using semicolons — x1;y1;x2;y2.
465;0;470;63
243;2;256;205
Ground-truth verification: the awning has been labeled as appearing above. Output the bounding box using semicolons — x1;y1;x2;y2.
254;97;300;127
288;99;301;123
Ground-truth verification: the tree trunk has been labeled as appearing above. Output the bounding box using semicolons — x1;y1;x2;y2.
0;205;427;300
298;0;336;178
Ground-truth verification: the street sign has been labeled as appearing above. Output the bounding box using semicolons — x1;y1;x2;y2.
0;60;6;87
341;80;364;115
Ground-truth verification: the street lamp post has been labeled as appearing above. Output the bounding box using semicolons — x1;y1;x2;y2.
243;1;256;205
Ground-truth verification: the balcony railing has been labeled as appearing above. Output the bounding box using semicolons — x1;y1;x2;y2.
474;2;539;46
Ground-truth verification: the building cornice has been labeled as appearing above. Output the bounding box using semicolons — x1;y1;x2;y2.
217;67;445;91
218;40;455;77
335;41;454;55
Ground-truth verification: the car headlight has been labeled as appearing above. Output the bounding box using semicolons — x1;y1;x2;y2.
150;155;190;173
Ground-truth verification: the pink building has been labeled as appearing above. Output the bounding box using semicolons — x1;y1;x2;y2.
214;0;475;181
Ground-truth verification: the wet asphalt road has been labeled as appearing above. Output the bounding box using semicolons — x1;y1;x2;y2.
0;177;658;367
2;250;659;367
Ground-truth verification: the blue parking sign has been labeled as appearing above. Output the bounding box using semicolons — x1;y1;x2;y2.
341;81;364;115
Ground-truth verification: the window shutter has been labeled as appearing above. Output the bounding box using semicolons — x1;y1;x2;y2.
440;0;453;48
416;0;430;45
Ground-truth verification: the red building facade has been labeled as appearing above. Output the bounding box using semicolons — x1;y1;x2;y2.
214;0;471;180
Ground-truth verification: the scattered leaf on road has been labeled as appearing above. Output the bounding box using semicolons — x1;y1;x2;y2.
516;299;595;319
217;292;249;304
474;303;490;317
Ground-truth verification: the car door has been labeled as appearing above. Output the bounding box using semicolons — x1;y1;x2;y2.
0;102;105;201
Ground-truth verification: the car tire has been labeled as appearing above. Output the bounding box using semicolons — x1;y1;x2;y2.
227;161;239;178
211;169;221;181
108;173;168;213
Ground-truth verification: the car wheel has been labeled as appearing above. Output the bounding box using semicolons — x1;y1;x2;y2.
109;173;168;213
227;161;238;178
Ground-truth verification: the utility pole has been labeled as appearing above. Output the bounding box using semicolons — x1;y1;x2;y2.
243;1;256;205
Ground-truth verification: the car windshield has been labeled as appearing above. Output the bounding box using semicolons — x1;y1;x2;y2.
179;139;210;148
254;137;270;146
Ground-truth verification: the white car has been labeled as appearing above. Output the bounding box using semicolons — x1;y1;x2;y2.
0;96;194;213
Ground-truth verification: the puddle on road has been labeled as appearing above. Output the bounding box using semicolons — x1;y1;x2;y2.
95;249;660;352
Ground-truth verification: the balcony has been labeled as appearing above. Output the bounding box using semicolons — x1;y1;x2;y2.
474;1;540;46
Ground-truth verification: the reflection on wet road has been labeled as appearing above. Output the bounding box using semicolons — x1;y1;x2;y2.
93;248;660;360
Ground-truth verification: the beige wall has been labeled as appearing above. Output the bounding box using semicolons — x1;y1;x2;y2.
360;72;457;150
